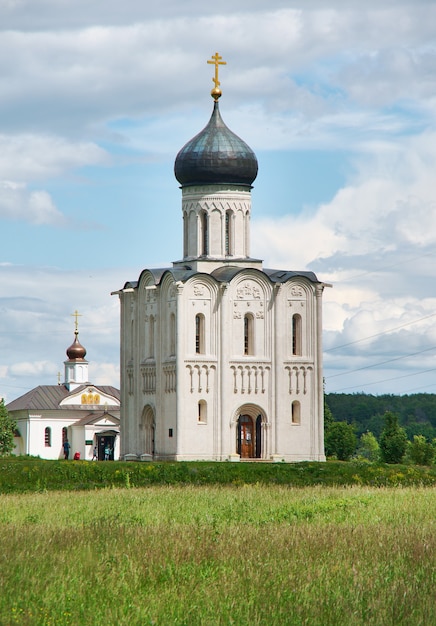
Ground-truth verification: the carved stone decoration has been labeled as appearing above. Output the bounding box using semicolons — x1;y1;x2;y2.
236;281;261;300
163;363;176;393
127;368;134;395
285;365;312;395
141;366;156;394
290;285;304;297
230;364;270;394
186;363;215;394
193;284;205;297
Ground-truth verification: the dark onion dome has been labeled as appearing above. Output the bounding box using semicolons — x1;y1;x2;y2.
66;331;87;360
174;101;258;188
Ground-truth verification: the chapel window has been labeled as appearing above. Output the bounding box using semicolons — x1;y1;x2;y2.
195;314;205;354
292;314;302;356
44;427;51;447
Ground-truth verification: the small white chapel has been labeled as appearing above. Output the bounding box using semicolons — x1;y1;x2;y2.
7;314;120;461
113;54;327;462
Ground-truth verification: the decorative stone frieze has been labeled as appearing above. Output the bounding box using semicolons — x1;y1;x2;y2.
284;364;313;395
230;363;270;394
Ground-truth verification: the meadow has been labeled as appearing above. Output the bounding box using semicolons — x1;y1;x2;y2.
0;474;435;625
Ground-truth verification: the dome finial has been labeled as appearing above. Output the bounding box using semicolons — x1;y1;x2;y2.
66;309;87;360
207;52;227;101
71;309;82;333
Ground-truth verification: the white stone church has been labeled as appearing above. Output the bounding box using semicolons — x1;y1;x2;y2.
113;55;327;462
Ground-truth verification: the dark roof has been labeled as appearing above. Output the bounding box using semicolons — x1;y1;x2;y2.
6;385;120;412
174;100;258;188
121;265;320;292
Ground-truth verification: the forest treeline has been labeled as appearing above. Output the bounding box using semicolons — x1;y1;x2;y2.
325;392;436;441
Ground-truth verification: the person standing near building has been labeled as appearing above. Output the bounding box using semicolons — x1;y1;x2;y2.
63;439;71;460
92;445;98;461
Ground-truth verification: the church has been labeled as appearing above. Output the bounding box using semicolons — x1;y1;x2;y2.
7;315;120;461
113;54;327;462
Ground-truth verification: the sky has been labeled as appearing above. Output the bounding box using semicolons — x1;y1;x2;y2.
1;0;436;403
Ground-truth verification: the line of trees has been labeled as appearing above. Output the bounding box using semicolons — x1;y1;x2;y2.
0;399;16;457
324;393;436;464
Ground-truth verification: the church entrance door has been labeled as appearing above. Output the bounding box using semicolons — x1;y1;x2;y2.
97;434;115;461
238;415;254;458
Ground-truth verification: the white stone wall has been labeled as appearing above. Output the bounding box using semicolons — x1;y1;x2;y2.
181;185;252;260
118;265;325;461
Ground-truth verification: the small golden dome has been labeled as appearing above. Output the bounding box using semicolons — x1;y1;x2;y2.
211;87;222;101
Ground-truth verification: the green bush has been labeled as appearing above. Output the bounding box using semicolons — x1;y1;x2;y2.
379;411;408;464
357;431;380;461
1;457;436;493
407;435;435;466
325;421;357;461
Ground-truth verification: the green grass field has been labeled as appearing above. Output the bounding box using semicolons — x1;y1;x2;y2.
0;480;435;625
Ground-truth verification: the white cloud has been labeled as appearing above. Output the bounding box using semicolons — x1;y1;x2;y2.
0;4;434;139
0;181;65;224
0;134;108;180
8;360;54;377
91;362;120;387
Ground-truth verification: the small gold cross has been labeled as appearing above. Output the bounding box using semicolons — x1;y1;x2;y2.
71;309;82;332
207;52;227;99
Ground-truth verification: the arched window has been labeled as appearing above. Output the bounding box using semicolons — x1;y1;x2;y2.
200;211;208;256
244;314;254;355
149;315;155;358
195;314;205;354
198;400;207;424
244;209;250;257
292;314;302;356
225;210;233;256
44;427;51;447
183;211;188;258
292;401;301;425
170;313;176;356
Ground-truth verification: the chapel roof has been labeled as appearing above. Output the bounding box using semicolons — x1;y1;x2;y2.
6;385;120;412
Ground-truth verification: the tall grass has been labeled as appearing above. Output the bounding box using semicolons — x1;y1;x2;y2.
0;485;435;625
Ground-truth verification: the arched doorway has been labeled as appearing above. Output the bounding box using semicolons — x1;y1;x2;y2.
237;415;254;458
97;431;118;461
141;406;155;456
236;411;265;459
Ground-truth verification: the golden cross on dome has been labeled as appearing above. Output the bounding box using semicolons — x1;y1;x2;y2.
207;52;226;100
71;309;82;333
